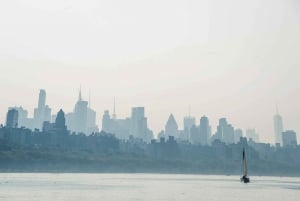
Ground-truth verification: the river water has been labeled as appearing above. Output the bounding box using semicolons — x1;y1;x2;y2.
0;173;299;201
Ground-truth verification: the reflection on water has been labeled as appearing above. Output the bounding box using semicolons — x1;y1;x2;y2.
0;173;299;201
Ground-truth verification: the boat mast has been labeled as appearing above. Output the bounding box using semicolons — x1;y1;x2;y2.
243;148;248;176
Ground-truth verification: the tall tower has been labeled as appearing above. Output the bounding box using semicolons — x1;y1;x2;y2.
165;114;179;138
130;107;153;142
73;88;88;134
273;106;283;146
38;89;46;109
199;116;210;145
87;92;98;134
6;109;19;128
33;89;51;130
55;109;66;130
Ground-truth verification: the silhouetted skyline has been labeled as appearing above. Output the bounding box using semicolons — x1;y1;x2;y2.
0;1;299;143
2;88;298;146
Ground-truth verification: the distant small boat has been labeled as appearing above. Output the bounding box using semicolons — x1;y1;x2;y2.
240;148;250;183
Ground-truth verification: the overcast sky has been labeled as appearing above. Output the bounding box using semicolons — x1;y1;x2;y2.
0;0;299;143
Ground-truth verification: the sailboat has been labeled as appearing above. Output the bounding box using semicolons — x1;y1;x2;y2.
240;148;250;183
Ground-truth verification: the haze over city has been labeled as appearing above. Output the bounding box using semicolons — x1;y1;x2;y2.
1;0;300;143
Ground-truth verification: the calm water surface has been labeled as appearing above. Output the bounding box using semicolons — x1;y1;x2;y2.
0;173;299;201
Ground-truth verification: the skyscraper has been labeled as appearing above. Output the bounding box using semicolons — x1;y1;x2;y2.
33;89;52;130
282;130;297;147
273;109;284;146
130;107;146;139
102;110;111;133
38;89;46;108
73;89;88;134
199;116;210;145
165;114;179;139
183;116;195;141
102;109;131;140
9;106;31;128
6;109;18;128
212;118;234;144
129;107;153;142
55;109;67;130
86;97;98;134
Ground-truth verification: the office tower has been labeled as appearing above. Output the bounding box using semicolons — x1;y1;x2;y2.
246;128;259;142
65;88;99;134
102;110;112;133
102;109;131;139
87;99;98;134
33;89;52;130
9;106;30;128
234;129;243;143
6;109;18;128
165;114;179;139
213;118;234;144
38;89;46;108
282;130;297;147
43;109;67;134
273;109;284;146
130;107;152;141
130;107;145;137
55;109;67;130
73;89;88;134
183;116;195;141
199;116;210;145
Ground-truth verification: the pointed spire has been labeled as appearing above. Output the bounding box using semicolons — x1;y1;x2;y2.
166;113;178;128
276;104;279;115
188;104;191;117
78;85;82;101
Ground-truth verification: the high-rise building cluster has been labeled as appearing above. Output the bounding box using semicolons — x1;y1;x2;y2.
65;88;98;134
102;106;153;142
2;89;298;146
5;89;98;135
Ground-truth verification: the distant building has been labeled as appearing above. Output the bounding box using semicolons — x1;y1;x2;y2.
73;90;88;133
212;118;234;144
130;107;153;142
234;129;243;143
43;109;67;133
87;107;98;134
6;109;18;128
9;106;32;128
246;128;259;142
183;116;195;141
101;110;131;140
33;89;52;130
55;109;67;130
199;116;210;145
165;114;179;139
282;130;297;147
273;110;284;146
102;110;111;133
65;89;97;135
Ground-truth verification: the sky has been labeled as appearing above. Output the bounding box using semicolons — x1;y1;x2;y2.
0;0;299;143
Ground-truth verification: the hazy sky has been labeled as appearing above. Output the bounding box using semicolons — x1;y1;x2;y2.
0;0;299;143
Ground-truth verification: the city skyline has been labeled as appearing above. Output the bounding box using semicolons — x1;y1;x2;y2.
1;88;298;144
1;1;300;143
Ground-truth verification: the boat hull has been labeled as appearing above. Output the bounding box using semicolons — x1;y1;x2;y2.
240;176;250;183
